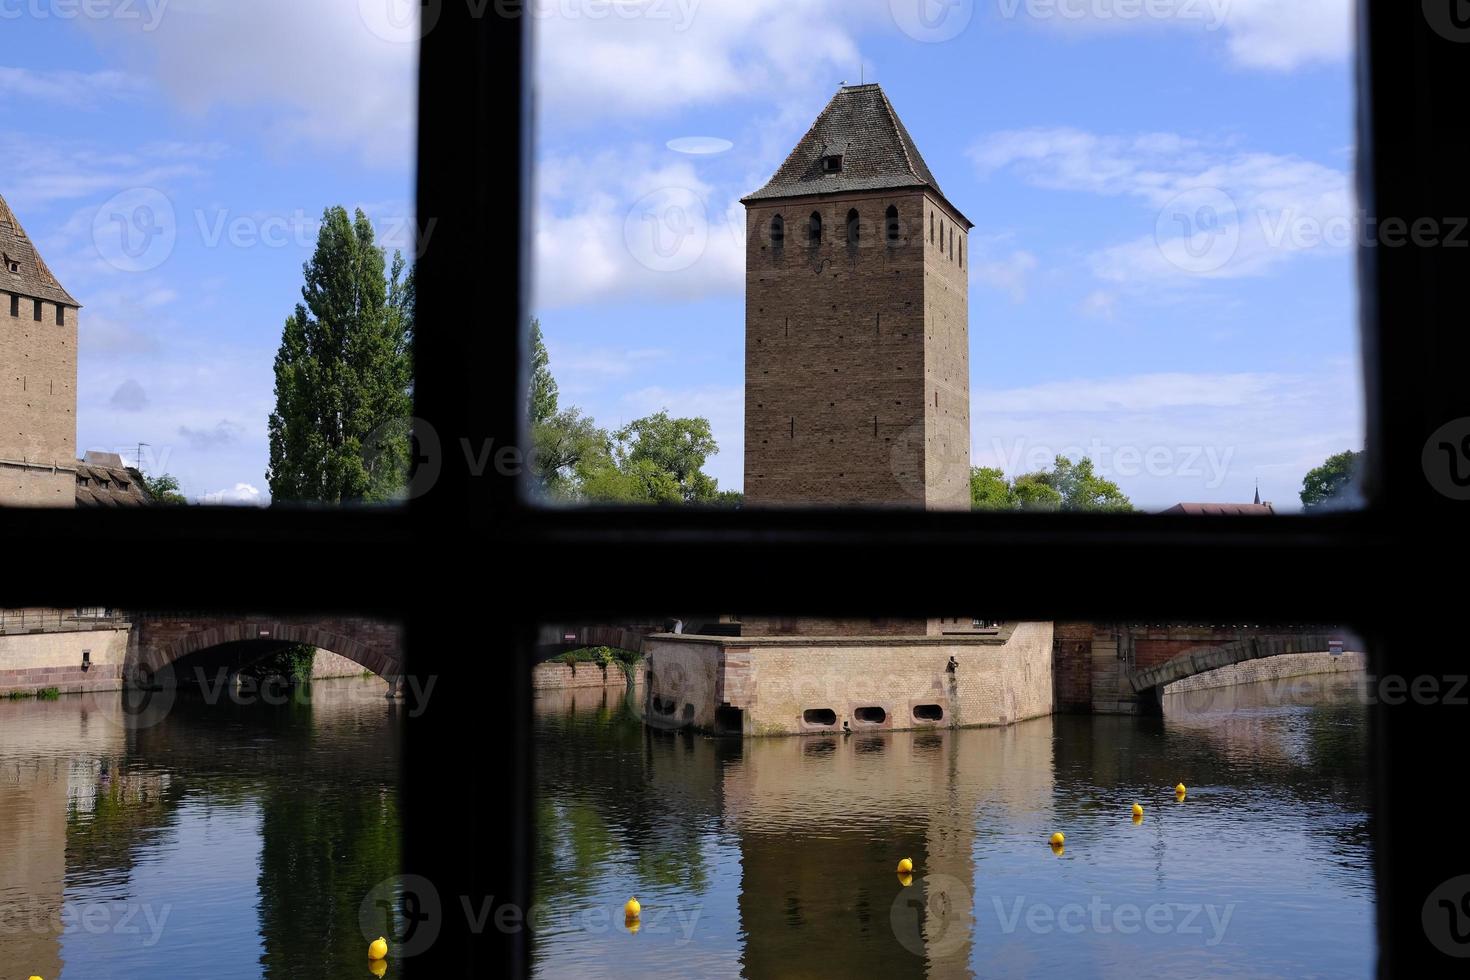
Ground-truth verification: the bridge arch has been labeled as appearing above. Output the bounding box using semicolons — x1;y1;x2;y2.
1128;633;1347;708
131;615;404;689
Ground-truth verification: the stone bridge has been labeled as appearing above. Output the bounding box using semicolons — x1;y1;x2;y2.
130;613;404;690
1127;632;1344;696
1055;625;1358;714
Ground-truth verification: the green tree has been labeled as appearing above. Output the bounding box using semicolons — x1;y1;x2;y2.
139;471;188;505
969;456;1132;512
533;408;609;498
528;318;559;427
1301;450;1364;510
1048;455;1132;512
266;206;415;504
970;466;1013;510
608;411;721;503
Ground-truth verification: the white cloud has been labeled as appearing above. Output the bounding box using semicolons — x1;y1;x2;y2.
969;248;1038;303
1220;0;1354;71
996;0;1352;72
201;482;264;505
75;0;416;163
536;0;861;124
970;127;1353;287
533;148;744;308
0;66;149;107
970;367;1362;511
1078;289;1117;319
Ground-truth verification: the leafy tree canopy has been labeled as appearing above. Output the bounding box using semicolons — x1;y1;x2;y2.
140;472;188;505
1300;450;1364;510
266;206;414;504
971;456;1132;512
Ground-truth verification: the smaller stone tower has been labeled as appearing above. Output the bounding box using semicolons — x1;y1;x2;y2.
1;192;80;505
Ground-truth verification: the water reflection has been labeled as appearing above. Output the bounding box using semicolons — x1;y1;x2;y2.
533;674;1373;978
0;677;400;980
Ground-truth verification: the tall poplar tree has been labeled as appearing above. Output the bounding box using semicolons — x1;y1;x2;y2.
267;207;414;503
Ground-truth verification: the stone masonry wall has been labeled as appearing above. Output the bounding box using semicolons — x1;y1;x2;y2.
0;628;129;695
532;661;637;691
743;189;968;508
646;623;1053;736
1;293;76;507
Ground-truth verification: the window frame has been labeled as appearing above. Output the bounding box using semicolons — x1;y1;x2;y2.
0;2;1463;974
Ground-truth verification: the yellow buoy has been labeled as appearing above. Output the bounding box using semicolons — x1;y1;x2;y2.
368;937;388;961
1131;803;1144;818
1049;832;1065;847
369;958;388;977
896;857;913;874
624;897;641;919
897;871;914;887
1175;783;1187;795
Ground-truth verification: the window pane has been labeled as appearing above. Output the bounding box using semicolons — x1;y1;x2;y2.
0;608;407;975
2;6;417;508
529;4;1364;514
533;616;1374;975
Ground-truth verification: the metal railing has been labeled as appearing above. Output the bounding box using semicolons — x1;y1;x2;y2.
0;608;132;634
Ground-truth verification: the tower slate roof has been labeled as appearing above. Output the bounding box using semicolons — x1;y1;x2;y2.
0;190;80;307
742;83;972;227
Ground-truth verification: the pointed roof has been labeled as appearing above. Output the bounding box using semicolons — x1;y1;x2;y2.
742;84;972;227
0;191;79;307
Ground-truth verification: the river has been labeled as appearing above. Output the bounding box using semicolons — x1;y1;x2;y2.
532;672;1374;978
0;676;401;980
0;671;1373;978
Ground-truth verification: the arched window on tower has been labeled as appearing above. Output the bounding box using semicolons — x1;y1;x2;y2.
809;211;822;247
771;214;785;248
847;208;860;246
885;205;900;245
939;219;946;254
929;211;934;243
959;237;964;268
949;227;954;259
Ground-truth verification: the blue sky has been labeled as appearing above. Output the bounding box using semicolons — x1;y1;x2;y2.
4;0;1360;509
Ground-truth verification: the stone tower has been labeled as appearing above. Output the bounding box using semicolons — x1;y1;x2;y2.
741;83;972;510
1;192;80;505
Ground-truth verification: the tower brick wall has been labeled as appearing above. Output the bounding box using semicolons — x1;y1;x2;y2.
1;292;77;505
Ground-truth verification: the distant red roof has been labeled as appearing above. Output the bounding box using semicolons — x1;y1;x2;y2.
1162;502;1275;516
